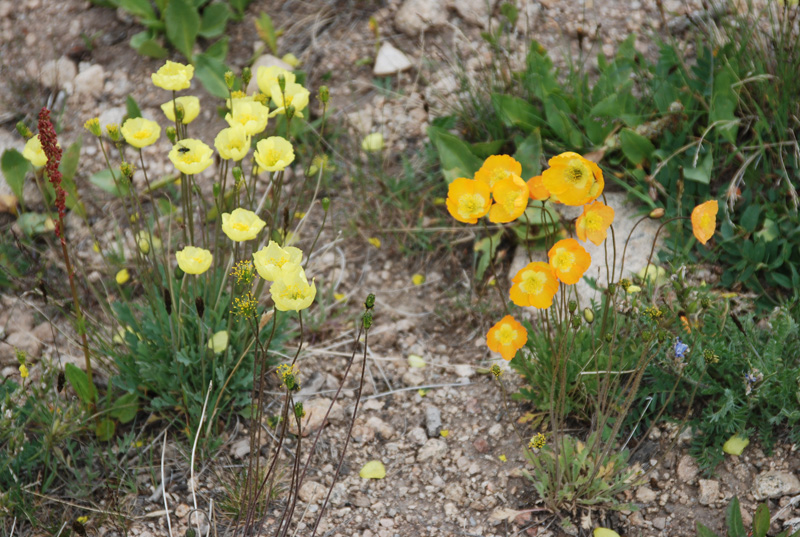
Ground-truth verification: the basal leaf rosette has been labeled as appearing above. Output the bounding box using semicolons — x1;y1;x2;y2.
121;118;161;148
541;152;604;206
256;66;296;98
253;240;303;281
175;246;213;275
475;154;522;192
168;139;214;175
446;177;491;224
214;125;252;161
488;174;529;223
575;200;615;245
254;136;295;172
270;262;316;312
221;208;267;242
548;238;591;285
487;315;528;361
151;60;194;91
161;96;201;124
510;261;559;309
691;200;718;245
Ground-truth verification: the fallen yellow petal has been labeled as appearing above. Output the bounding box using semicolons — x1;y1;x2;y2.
412;273;425;285
594;529;620;537
722;434;749;456
359;460;386;479
368;237;381;248
498;454;507;462
440;430;449;438
407;354;426;368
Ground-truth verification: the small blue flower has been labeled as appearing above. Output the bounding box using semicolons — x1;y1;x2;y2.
674;337;689;359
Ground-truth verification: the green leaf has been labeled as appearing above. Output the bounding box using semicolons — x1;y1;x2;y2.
711;66;739;144
696;523;720;537
130;31;168;59
204;36;229;62
684;149;713;184
193;53;230;98
64;363;96;404
198;2;231;38
499;2;518;25
544;98;582;148
109;393;139;424
475;230;503;281
95;418;116;442
753;503;770;537
740;205;761;233
427;125;482;184
1;148;29;201
165;0;200;60
229;0;252;17
89;168;129;197
255;12;278;55
126;95;142;119
116;0;156;19
619;128;655;165
58;140;87;218
491;93;542;132
755;218;778;242
513;128;543;178
16;213;53;236
469;140;505;159
726;497;746;537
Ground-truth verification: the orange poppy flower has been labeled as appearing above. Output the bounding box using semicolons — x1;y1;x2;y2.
510;261;559;309
488;174;529;223
446;177;492;224
486;315;528;361
541;152;604;206
527;175;550;201
691;200;718;245
575;201;615;245
548;238;591;284
475;154;522;191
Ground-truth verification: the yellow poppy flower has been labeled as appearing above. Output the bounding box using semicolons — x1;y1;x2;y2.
252;240;303;281
254;136;295;172
175;246;213;275
269;81;310;118
121;118;161;148
214;125;252;161
486;315;528;361
488;174;529;223
168;139;214;175
270;263;316;311
256;65;296;98
221;208;266;242
541;152;604;206
475;154;522;191
575;200;615;245
22;135;47;168
151;60;194;91
691;200;718;245
361;132;384;152
160;96;200;124
510;261;559;309
446;177;491;224
548;238;591;285
527;175;550;201
225;100;269;136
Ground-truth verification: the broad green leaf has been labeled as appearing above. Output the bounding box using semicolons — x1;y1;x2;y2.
165;0;200;60
193;53;230;98
95;418;116;441
130;31;168;59
109;393;139;424
58;140;87;218
199;2;231;38
710;66;739;144
17;213;54;236
544;98;582;148
513;128;542;178
89;168;129;197
65;362;96;404
255;12;278;55
427;125;482;184
359;460;386;479
474;230;503;281
619;128;655;165
590;93;621;117
753;503;770;537
470;140;505;159
727;497;746;537
696;523;720;537
204;36;229;62
491;93;542;131
740;205;761;233
684;149;713;184
521;201;558;226
1;148;29;201
116;0;155;19
755;218;778;242
126;95;142;119
229;0;252;17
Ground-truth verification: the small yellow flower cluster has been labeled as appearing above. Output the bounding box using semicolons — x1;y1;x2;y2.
231;293;259;320
528;432;546;450
231;260;256;286
277;363;300;391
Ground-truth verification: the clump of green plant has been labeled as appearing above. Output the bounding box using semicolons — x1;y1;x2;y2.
697;496;800;537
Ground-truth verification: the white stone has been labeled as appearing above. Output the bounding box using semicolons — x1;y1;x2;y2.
247;54;294;95
395;0;448;36
755;471;800;500
373;42;413;76
298;480;327;503
98;106;127;129
417;438;447;461
635;486;657;503
677;455;699;483
454;0;496;27
74;64;105;98
39;57;77;91
698;479;720;505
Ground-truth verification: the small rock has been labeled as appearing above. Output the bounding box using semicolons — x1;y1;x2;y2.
31;322;54;344
677;455;699;483
453;364;475;378
425;406;442;437
293;398;344;436
755;471;800;500
407;426;428;446
473;437;489;454
3;308;33;335
444;483;465;503
175;503;190;518
395;0;448;36
247;54;294;94
636;486;657;503
373;42;412;76
653;517;667;530
39;57;77;91
418;438;447;461
98;106;127;128
298;480;326;503
366;416;396;440
74;64;105;98
230;438;250;459
454;0;495;27
402;369;425;386
698;479;720;505
628;511;645;526
1;332;42;363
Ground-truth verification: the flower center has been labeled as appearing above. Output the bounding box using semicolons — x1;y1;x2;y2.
191;256;204;265
585;213;603;232
520;270;548;295
280;284;303;300
263;149;281;166
180;152;201;164
134;130;151;140
232;222;250;231
552;250;575;272
496;324;518;346
489;168;507;187
500;189;524;213
458;193;486;217
566;159;591;188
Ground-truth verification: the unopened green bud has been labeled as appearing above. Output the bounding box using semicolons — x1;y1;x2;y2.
294;402;305;419
213;182;221;198
321;197;331;211
174;103;185;123
318;85;330;104
362;310;373;330
286;104;295;121
700;297;711;309
106;123;121;142
232;166;243;184
568;300;577;313
604;334;613;343
571;316;581;329
224;70;235;89
16;121;33;139
642;330;652;341
277;74;286;93
364;293;375;310
120;161;135;180
620;278;632;291
607;283;617;295
242;67;252;87
185;529;197;537
583;308;594;324
657;330;667;343
174;266;185;280
166;126;177;144
649;208;665;219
